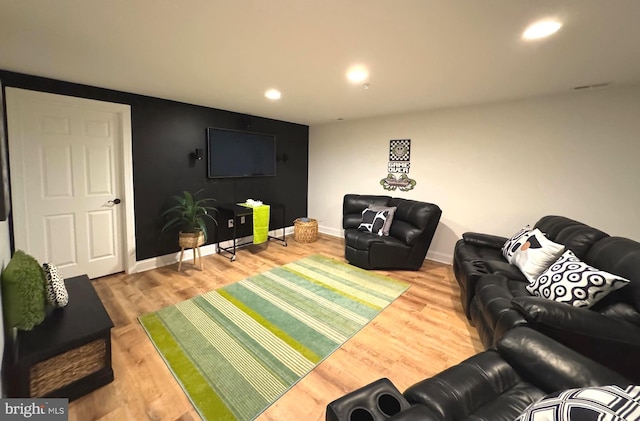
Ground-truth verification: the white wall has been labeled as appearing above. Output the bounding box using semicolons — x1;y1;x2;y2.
309;84;640;263
0;220;10;397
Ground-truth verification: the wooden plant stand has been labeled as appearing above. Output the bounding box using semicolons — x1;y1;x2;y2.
178;231;205;271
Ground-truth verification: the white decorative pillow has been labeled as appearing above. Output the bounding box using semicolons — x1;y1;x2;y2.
366;205;397;236
502;226;532;261
510;229;565;283
527;250;630;308
357;208;390;236
515;385;640;421
43;263;69;308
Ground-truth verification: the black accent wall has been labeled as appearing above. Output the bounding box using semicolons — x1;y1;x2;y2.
0;70;309;261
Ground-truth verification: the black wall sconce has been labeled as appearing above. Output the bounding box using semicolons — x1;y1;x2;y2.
190;148;203;161
276;153;289;163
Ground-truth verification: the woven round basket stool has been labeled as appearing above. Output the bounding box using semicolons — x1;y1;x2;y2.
294;218;318;243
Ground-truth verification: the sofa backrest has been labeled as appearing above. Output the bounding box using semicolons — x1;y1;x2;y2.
586;237;640;311
498;327;630;391
388;198;442;245
535;215;609;260
342;194;391;229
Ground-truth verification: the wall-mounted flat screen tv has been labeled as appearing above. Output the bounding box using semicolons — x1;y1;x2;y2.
206;127;276;178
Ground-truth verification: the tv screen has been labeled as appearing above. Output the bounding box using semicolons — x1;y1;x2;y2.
206;127;276;178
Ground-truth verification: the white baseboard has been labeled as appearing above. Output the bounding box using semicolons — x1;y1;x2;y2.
131;226;452;273
426;250;453;265
318;225;452;265
318;225;343;238
131;226;294;273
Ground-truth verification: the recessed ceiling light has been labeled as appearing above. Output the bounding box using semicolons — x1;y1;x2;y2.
522;20;562;40
346;65;369;83
265;89;281;100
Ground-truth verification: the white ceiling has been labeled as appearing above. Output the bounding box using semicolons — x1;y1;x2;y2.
2;1;640;125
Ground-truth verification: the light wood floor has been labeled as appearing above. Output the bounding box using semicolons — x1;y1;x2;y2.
69;234;483;421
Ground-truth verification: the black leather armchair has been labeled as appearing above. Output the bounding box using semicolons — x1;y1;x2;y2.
342;194;442;270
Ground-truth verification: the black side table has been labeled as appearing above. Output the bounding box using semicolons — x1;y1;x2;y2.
216;203;287;261
6;275;114;401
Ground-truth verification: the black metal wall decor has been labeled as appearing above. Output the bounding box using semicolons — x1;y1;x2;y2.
382;139;416;191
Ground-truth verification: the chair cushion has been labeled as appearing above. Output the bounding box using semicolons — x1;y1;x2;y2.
344;228;386;250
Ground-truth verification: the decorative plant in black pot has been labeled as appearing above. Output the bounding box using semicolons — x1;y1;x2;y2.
161;191;218;248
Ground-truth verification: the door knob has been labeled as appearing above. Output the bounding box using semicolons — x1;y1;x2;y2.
108;198;121;205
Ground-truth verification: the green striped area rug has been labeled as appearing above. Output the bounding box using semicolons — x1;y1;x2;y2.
139;254;409;420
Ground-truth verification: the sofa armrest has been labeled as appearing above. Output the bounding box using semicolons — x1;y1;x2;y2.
388;405;443;421
512;296;640;345
462;232;507;249
403;350;528;420
497;327;630;391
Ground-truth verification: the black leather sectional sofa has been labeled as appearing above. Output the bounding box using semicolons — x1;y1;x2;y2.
454;215;640;382
326;215;640;420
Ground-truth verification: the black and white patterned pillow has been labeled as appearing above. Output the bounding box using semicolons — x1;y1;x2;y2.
502;226;532;261
516;385;640;420
527;250;630;308
43;263;69;308
357;208;390;236
366;205;397;236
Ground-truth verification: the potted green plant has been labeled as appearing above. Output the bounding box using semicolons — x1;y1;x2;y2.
161;191;218;249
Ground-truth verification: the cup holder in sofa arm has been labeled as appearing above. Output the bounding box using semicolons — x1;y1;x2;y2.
326;378;411;421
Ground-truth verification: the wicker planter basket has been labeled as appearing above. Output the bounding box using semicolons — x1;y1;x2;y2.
294;218;318;243
179;231;205;248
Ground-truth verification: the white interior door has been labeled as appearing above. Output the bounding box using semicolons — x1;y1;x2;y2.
6;88;133;279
